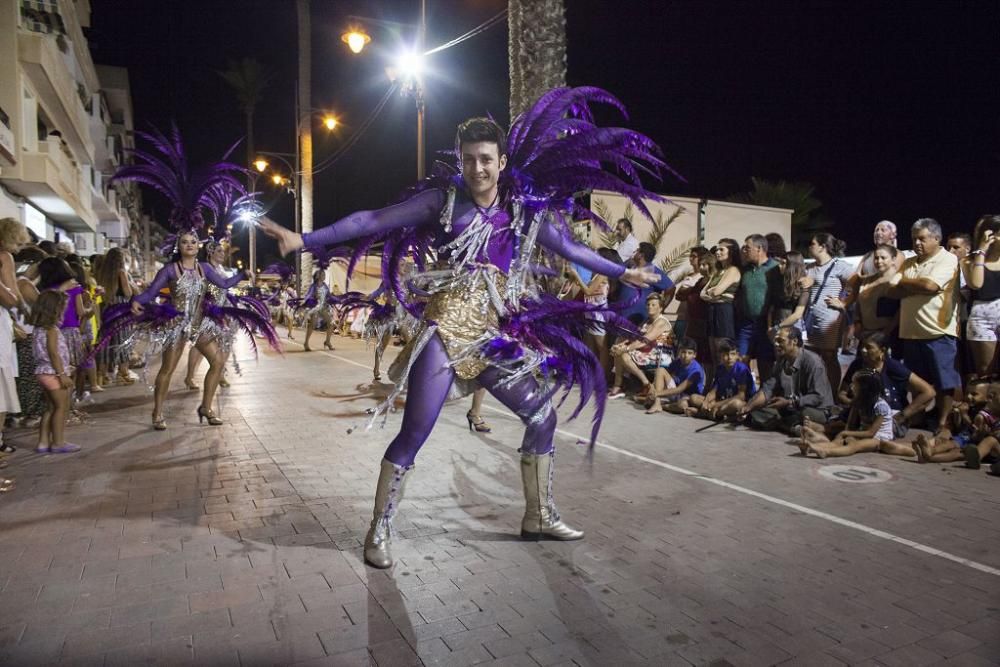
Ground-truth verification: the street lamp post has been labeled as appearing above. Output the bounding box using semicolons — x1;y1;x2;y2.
253;109;337;291
342;0;428;181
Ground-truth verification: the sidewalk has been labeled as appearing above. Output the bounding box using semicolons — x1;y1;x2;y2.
0;331;997;666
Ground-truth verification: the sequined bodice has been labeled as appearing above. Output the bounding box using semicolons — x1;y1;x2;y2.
205;264;232;302
173;267;205;319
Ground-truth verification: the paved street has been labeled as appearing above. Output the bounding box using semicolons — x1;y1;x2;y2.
0;330;997;666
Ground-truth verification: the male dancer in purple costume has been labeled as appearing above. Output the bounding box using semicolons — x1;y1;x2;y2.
261;118;655;569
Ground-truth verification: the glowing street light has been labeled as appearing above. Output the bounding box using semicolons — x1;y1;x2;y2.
253;158;269;173
396;51;424;79
271;173;285;186
341;28;371;54
323;115;338;131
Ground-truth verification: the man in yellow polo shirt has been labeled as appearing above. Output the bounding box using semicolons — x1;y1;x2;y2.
890;218;960;433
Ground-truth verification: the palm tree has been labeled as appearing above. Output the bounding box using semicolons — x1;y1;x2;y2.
217;58;274;177
728;177;830;247
509;0;567;118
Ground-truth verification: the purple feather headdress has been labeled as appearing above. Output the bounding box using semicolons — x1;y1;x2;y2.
262;262;293;282
112;123;247;239
503;86;683;234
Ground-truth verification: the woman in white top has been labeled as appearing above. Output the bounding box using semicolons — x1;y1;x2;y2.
961;215;1000;377
0;219;28;463
804;233;854;390
568;247;621;376
609;293;674;399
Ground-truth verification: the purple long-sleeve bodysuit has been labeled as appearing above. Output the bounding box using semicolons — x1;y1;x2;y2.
133;262;244;305
302;187;627;467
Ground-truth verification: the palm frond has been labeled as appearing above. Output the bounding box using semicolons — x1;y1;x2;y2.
592;197;617;248
622;200;634;223
658;237;698;274
645;204;685;253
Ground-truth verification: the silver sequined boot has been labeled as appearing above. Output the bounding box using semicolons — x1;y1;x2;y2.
363;459;413;568
520;451;584;541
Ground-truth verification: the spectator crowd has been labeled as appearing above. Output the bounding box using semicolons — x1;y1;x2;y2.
574;215;1000;474
0;217;247;489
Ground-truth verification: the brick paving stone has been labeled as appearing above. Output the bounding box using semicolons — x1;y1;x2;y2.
151;608;232;641
875;641;951;666
916;619;984;658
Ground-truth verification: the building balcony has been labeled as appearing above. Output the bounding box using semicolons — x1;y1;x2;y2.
18;30;95;164
1;138;97;232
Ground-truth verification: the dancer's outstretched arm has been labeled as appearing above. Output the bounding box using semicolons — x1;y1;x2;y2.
202;263;245;289
261;189;445;255
132;264;174;306
537;219;654;287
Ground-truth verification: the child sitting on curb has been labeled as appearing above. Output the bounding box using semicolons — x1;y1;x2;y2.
800;371;916;459
644;337;705;414
684;337;754;421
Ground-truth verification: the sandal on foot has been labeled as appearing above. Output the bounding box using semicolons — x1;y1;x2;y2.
49;444;81;454
0;443;16;454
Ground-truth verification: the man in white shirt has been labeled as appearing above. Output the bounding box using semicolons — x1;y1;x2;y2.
613;218;639;263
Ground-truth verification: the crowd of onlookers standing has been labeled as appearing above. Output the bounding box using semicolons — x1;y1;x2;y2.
0;216;146;488
568;215;1000;474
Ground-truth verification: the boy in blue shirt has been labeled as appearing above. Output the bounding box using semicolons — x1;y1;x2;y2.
688;338;755;421
645;337;705;414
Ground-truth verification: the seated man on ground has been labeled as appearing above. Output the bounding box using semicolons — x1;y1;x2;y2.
739;326;835;435
644;337;705;414
685;337;754;421
801;371;917;459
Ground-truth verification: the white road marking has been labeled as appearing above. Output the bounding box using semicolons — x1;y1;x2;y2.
289;335;1000;577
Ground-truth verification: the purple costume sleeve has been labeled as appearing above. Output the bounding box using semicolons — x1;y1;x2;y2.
201;262;244;289
537;220;625;279
132;264;174;305
302;189;445;249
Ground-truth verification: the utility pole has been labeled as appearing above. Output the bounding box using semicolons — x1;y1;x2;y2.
297;0;313;289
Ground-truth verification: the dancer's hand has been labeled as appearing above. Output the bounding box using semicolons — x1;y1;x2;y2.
59;374;73;389
258;219;303;256
620;266;659;288
130;300;143;316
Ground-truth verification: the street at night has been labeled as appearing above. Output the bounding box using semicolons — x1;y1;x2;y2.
1;1;999;665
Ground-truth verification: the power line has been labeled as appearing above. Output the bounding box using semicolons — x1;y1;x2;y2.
423;9;507;56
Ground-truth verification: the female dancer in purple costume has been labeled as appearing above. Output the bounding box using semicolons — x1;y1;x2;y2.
130;232;245;429
263;108;661;569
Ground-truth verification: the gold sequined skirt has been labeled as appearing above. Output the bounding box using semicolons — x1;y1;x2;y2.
422;271;505;379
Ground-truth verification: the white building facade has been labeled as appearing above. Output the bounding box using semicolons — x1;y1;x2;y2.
0;0;139;254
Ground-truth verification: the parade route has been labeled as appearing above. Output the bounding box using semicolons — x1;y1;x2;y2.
0;332;997;666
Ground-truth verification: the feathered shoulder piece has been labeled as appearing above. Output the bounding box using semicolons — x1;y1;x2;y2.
504;86;681;234
112;123;247;237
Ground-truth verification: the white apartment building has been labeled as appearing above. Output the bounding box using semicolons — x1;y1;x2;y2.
0;0;139;255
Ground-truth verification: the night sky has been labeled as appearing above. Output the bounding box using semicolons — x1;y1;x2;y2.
86;0;1000;264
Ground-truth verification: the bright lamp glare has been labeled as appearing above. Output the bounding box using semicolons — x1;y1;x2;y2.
253;159;268;172
238;210;256;224
397;51;424;78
